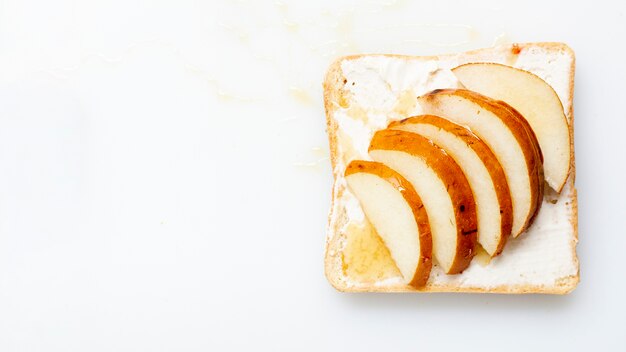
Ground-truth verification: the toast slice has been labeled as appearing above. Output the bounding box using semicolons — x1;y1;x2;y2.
323;43;578;294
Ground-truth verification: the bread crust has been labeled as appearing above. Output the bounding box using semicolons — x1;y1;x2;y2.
390;115;513;257
323;42;578;294
345;160;433;287
369;129;478;275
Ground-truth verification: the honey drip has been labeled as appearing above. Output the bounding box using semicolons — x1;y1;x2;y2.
473;245;492;267
337;129;359;165
392;90;418;118
341;219;401;282
345;104;368;124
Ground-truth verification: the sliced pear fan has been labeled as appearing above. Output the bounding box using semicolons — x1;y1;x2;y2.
390;115;513;257
418;89;543;237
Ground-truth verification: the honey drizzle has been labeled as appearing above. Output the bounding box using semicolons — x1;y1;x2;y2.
473;245;492;267
341;219;401;282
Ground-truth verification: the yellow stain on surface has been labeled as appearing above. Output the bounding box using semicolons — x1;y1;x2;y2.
292;147;330;172
289;86;314;106
283;20;300;33
492;32;512;46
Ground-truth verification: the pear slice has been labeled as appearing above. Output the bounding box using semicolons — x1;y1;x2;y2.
453;63;571;192
369;129;477;274
418;89;543;237
345;160;433;287
390;115;513;257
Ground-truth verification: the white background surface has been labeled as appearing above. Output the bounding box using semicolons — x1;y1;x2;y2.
0;0;624;351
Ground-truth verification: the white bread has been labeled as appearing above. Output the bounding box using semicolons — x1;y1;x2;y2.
323;43;578;294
